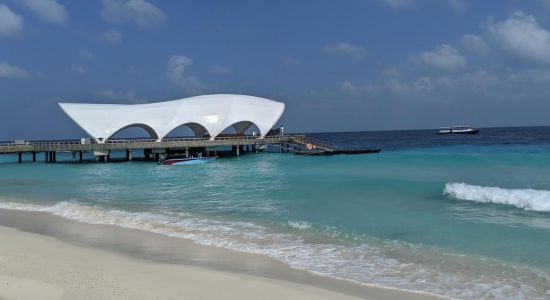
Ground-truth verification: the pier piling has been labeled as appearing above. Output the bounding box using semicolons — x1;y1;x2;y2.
1;135;337;163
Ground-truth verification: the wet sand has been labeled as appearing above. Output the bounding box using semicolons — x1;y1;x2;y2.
0;209;444;299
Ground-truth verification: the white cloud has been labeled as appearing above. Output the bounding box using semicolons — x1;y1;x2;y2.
379;0;414;8
488;11;550;64
166;55;205;95
410;44;467;71
102;29;122;44
385;78;411;95
101;0;166;28
341;81;355;92
414;77;435;93
385;76;437;97
385;77;436;95
0;5;23;38
19;0;67;25
0;61;29;79
461;34;488;54
323;42;368;60
340;81;377;95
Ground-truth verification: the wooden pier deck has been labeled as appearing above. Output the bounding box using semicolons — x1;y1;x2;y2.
0;134;338;163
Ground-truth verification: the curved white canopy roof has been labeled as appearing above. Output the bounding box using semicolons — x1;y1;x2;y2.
59;94;285;142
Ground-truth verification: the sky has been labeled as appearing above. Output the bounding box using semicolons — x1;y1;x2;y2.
2;0;550;140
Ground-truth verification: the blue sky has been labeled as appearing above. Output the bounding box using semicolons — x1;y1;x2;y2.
2;0;550;139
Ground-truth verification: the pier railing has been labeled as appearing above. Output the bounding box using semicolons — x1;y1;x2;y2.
0;135;301;154
288;135;335;151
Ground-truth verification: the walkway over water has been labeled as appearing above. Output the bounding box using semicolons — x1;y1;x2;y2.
0;135;337;162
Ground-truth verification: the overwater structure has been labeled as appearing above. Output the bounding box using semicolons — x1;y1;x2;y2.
0;94;336;162
59;94;285;142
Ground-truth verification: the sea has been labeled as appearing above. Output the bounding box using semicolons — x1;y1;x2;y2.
1;126;550;299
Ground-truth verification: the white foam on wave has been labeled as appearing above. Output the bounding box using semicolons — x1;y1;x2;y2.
444;182;550;212
1;200;549;299
287;220;311;230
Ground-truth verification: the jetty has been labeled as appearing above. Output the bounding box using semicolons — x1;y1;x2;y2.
0;134;380;163
0;94;381;163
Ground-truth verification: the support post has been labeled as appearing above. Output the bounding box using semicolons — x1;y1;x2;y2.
79;151;83;163
72;151;76;162
17;152;22;163
126;149;132;161
185;147;189;158
45;152;49;163
32;152;36;162
236;145;240;156
144;149;152;161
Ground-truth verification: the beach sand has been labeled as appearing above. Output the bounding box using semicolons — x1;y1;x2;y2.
0;209;444;300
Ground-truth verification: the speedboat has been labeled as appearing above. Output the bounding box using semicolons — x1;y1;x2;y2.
438;126;479;135
161;157;217;165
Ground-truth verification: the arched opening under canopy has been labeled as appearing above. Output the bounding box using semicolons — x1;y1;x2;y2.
218;121;261;137
107;123;159;141
163;122;210;139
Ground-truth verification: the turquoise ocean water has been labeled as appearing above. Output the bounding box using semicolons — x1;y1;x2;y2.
1;127;550;299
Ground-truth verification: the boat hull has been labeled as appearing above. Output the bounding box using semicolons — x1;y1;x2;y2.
162;157;217;165
438;129;479;135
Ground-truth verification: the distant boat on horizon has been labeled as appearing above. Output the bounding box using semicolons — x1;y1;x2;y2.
438;126;479;135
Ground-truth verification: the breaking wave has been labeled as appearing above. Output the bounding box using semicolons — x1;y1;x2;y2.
1;200;549;299
287;220;312;230
444;182;550;212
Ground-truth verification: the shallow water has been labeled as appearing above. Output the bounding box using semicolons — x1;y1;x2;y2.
2;127;550;299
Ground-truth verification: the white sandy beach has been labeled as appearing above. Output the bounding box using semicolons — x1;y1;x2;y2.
0;226;362;300
0;209;444;300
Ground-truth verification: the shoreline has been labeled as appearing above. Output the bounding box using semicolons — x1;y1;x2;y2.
0;208;444;300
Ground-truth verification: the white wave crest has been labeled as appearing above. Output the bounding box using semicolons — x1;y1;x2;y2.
444;182;550;212
1;200;550;298
287;221;311;230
